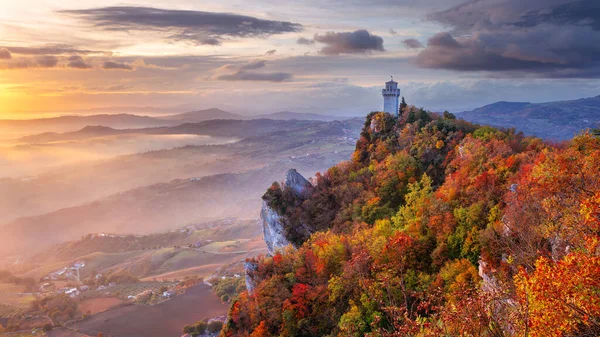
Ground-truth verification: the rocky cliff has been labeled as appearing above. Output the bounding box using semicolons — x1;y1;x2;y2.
284;168;314;199
244;260;259;294
260;169;314;255
261;200;293;256
246;169;314;293
261;169;313;256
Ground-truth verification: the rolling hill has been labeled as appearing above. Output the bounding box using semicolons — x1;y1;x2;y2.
17;125;125;143
458;95;600;140
0;118;363;254
0;108;349;139
252;111;349;121
14;118;323;144
0;114;173;139
159;108;242;123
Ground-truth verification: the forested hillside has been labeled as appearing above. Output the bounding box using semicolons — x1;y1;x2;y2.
222;108;600;337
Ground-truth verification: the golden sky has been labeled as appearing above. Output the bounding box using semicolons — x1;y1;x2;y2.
1;0;600;118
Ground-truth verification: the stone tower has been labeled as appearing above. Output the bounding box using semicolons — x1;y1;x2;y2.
382;76;400;117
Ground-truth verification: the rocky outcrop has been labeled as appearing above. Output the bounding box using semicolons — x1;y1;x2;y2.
261;169;314;256
261;200;293;256
246;169;314;294
284;168;314;199
244;260;259;294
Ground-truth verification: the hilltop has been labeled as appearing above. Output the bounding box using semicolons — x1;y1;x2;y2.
224;109;600;337
458;95;600;140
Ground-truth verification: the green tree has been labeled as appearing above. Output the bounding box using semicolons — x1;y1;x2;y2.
400;96;408;115
207;320;224;334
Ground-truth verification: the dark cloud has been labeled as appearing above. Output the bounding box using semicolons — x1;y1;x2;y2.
240;60;267;70
103;61;133;71
217;71;292;82
403;38;424;49
1;44;99;55
416;0;600;78
0;48;11;59
214;59;291;82
314;30;385;55
266;49;277;55
36;55;58;68
67;55;92;69
61;6;303;46
297;37;315;45
199;37;221;46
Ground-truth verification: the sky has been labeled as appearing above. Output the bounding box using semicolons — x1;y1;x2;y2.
1;0;600;118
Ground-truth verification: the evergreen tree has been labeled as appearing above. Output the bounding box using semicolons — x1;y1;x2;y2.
399;96;408;115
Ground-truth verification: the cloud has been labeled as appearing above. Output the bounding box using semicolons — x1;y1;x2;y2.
416;0;600;78
266;49;277;55
314;30;385;55
240;60;267;70
36;55;58;68
61;6;303;46
297;37;315;45
103;61;133;71
200;37;221;46
217;71;292;82
1;44;99;55
0;48;11;59
403;38;424;49
67;55;92;69
213;59;292;82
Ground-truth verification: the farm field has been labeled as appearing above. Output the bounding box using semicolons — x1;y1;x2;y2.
47;328;91;337
0;303;27;318
80;281;175;300
0;293;35;309
0;283;26;294
20;250;146;280
78;297;125;315
69;284;227;337
140;264;220;282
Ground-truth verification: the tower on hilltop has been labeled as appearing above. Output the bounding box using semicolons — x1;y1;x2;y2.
382;76;400;117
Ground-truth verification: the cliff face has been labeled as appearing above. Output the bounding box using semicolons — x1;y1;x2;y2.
261;200;293;256
244;260;259;294
246;169;314;294
260;169;314;256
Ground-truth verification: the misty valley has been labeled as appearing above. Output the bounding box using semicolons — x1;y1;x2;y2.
0;108;363;337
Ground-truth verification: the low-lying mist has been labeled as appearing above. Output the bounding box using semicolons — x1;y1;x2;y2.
0;134;238;178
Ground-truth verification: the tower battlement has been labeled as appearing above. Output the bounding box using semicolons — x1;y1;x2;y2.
382;76;400;116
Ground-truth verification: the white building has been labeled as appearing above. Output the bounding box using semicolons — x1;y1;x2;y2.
382;77;400;116
163;290;176;298
65;288;79;298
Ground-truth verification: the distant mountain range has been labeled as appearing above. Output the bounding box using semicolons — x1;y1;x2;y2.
16;119;328;144
159;108;241;123
1;109;350;139
7;95;600;142
252;111;347;121
458;95;600;140
160;109;350;123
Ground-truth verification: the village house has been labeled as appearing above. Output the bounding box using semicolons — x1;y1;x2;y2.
163;290;176;298
65;288;79;298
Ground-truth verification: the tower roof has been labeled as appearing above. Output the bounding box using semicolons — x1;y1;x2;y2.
386;75;397;84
